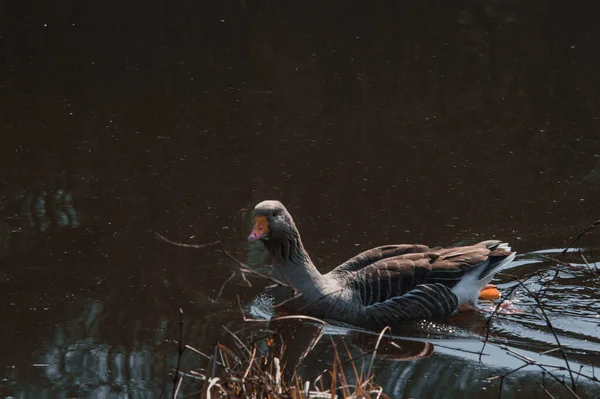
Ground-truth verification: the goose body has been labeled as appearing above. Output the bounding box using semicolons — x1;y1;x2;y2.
248;200;516;329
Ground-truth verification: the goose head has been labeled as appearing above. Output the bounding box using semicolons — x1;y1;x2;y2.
247;200;297;244
247;200;318;282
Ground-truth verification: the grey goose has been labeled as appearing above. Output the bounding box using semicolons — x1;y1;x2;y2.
248;200;516;329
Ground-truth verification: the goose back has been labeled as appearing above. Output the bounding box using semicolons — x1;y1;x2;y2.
332;240;512;308
329;244;430;275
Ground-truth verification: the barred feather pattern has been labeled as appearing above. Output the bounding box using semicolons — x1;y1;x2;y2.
251;200;516;328
350;260;423;305
333;244;430;274
361;284;459;328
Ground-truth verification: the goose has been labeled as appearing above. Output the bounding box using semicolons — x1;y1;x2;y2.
247;200;516;329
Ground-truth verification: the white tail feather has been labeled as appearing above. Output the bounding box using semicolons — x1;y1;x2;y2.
451;248;516;306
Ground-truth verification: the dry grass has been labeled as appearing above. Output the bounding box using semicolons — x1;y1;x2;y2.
163;316;390;399
155;221;600;399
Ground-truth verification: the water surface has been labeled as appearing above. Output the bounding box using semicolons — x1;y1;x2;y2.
1;1;600;398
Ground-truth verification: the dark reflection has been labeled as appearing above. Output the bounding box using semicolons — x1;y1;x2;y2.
1;0;600;397
268;318;325;379
0;182;79;258
344;330;434;361
267;318;434;381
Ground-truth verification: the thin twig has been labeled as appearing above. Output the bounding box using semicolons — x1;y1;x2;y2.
435;343;489;356
270;314;329;325
510;275;576;390
540;347;561;355
580;253;599;280
184;345;231;372
235;295;265;323
219;247;254;286
536;381;555;399
479;280;529;362
273;292;304;308
178;370;205;381
172;308;185;399
211;345;219;379
340;338;361;385
536;365;599;382
217;271;237;299
154;231;221;249
478;253;595;398
535;365;580;398
221;247;247;268
560;220;600;259
240;266;296;291
536;269;559;303
185;345;213;361
240;270;252;287
365;326;391;385
223;325;252;357
179;389;206;399
487;363;530;380
297;288;344;312
575;365;584;386
173;373;184;399
305;351;371;384
496;344;582;398
243;346;258;380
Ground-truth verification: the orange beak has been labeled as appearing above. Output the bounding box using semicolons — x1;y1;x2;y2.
248;215;269;243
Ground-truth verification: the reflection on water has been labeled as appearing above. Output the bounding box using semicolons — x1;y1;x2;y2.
2;0;600;397
241;250;600;397
0;186;79;258
2;301;161;399
1;227;599;398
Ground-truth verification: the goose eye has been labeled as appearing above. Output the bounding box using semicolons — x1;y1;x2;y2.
272;211;278;217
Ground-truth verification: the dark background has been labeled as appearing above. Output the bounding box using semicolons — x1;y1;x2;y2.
1;1;599;398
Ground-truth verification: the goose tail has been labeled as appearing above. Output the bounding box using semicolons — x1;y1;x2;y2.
451;242;516;306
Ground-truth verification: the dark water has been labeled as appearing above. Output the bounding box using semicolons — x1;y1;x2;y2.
1;1;600;398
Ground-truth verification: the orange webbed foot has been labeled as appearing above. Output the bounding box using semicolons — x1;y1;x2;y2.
479;284;501;300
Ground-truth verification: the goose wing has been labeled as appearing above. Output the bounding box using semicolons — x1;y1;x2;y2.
427;240;515;285
340;240;513;306
329;244;430;275
342;254;433;306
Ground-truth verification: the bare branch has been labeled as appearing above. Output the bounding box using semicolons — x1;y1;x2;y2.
536;380;555;399
560;220;600;259
217;272;236;299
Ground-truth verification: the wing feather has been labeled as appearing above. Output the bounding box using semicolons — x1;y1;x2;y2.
329;244;430;275
324;241;514;310
359;284;459;328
